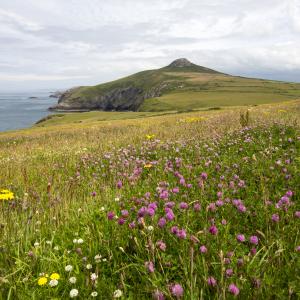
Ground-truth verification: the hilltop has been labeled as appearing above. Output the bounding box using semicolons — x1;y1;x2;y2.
50;58;300;112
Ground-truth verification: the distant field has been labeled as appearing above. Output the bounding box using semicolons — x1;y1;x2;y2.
140;73;300;111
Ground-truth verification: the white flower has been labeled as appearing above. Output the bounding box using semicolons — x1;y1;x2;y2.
73;239;78;244
65;265;73;272
69;288;79;298
49;279;58;287
91;291;98;297
114;197;120;202
54;246;59;251
102;258;107;262
34;242;39;247
86;264;92;270
147;225;154;232
94;254;102;263
113;289;123;298
100;206;105;212
46;240;52;245
69;277;77;284
90;273;98;281
77;238;84;244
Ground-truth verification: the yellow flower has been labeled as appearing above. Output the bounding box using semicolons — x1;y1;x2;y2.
50;273;60;280
146;134;155;140
0;189;14;200
144;164;153;169
38;277;48;286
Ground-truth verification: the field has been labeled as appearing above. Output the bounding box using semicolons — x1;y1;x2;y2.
139;74;300;112
0;100;299;299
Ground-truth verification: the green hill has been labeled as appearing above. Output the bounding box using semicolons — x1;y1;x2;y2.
50;58;300;112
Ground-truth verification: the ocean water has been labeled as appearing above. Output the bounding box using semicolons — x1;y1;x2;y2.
0;91;58;132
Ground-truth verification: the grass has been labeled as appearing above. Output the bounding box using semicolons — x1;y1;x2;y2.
0;101;299;299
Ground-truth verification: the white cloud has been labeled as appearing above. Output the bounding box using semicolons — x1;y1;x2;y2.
0;0;299;90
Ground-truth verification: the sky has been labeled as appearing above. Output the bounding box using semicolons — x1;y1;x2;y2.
0;0;299;91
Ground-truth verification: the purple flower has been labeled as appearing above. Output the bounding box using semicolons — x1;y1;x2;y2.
129;221;136;229
170;284;184;298
171;226;179;234
147;207;156;217
117;180;123;189
221;219;227;225
158;217;167;228
237;258;244;267
152;290;165;300
121;210;129;218
272;214;280;222
295;211;300;218
118;218;125;225
250;248;257;255
225;269;233;277
156;240;166;251
91;191;96;197
176;229;187;239
236;234;245;242
207;277;217;287
209;225;218;235
296;246;300;252
199;245;207;253
107;211;115;220
172;187;179;193
228;283;240;296
166;210;175;221
286;190;293;197
179;202;189;210
249;235;259;245
193;202;201;212
145;261;155;273
201;172;208;180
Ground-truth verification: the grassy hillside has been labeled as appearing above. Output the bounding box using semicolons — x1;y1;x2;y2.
0;101;299;299
53;59;300;112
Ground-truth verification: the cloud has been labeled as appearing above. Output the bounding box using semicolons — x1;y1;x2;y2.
0;0;299;90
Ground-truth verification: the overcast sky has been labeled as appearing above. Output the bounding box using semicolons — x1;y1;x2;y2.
0;0;299;91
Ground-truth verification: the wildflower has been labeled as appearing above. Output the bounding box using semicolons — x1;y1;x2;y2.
69;277;77;284
146;134;155;139
144;164;153;169
86;264;92;270
0;189;14;200
158;217;166;228
113;289;123;298
228;283;240;296
179;202;189;210
65;265;73;272
94;254;102;263
199;245;207;253
207;277;217;287
296;246;300;252
272;214;280;222
117;180;123;189
176;229;187;239
91;291;98;297
249;235;259;245
38;277;47;286
236;234;245;242
34;242;39;247
49;279;58;287
145;261;155;273
170;283;184;298
90;273;98;281
156;240;166;251
70;288;79;298
152;290;165;300
77;238;83;244
250;248;257;255
209;225;218;235
193;202;201;211
50;273;60;280
147;225;154;232
225;269;234;277
295;211;300;218
107;211;115;220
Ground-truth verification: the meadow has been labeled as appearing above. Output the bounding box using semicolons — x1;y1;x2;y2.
0;101;299;299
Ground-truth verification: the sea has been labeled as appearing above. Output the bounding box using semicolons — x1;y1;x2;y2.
0;90;58;132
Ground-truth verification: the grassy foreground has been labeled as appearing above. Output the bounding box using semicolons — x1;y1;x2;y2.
0;101;299;299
